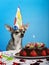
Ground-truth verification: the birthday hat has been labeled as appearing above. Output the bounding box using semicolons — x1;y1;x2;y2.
14;7;22;30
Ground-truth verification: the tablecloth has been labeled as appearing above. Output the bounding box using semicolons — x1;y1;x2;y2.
0;50;49;65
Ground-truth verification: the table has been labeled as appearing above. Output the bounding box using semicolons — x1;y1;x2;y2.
0;50;49;65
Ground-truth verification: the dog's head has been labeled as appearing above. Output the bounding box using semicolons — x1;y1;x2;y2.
5;24;28;39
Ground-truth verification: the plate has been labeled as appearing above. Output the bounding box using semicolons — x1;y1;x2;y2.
14;55;49;59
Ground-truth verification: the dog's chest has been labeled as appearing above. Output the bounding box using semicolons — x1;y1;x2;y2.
14;37;22;51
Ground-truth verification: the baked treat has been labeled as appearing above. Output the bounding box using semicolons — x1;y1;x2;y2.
19;42;49;57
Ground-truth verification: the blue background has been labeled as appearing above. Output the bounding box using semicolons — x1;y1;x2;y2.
0;0;49;51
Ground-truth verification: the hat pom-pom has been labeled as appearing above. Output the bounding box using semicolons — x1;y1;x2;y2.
14;25;18;30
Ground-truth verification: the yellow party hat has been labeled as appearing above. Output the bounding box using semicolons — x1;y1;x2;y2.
14;7;22;29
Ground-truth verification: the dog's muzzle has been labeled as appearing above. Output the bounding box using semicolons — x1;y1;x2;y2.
21;34;24;38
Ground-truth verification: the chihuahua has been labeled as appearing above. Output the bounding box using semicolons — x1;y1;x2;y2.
5;24;28;52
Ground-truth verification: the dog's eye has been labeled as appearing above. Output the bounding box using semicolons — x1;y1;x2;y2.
15;32;19;34
23;31;25;33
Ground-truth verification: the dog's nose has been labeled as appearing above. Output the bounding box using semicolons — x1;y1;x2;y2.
21;34;24;38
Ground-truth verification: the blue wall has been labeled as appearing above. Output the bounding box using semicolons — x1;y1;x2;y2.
0;0;49;51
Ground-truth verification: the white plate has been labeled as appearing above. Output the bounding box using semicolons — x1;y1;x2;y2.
14;55;49;59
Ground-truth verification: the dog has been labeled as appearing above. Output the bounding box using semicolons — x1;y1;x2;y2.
5;24;28;52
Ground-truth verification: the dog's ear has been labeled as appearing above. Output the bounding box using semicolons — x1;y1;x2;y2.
22;24;29;30
5;24;14;32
